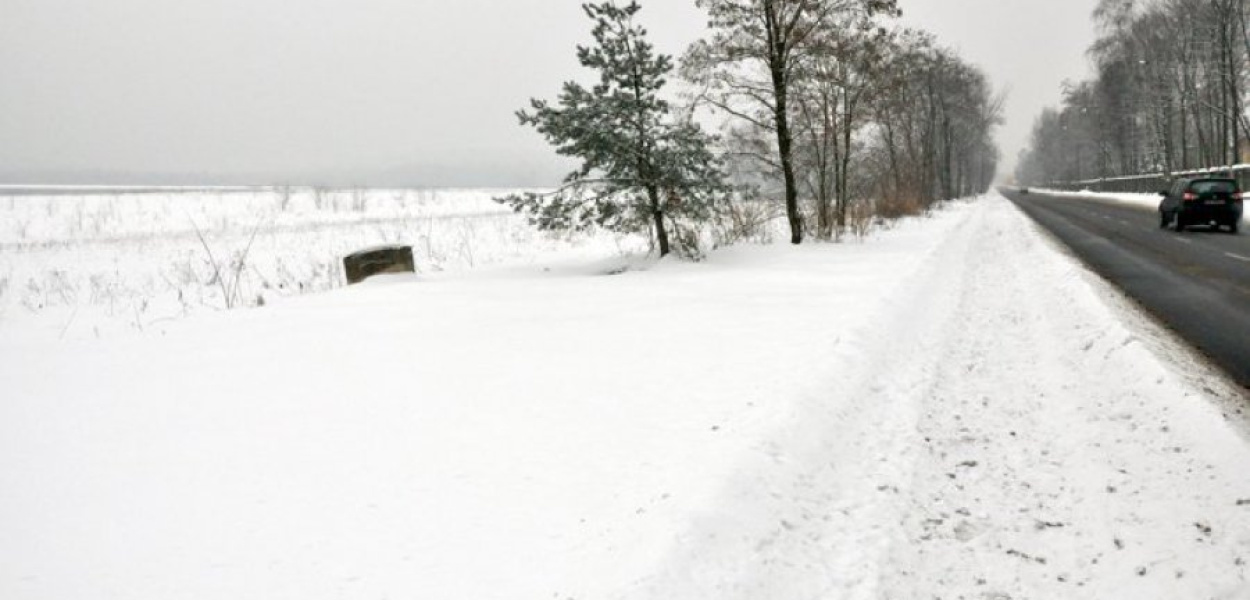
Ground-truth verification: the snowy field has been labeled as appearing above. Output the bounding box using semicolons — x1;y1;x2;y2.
0;187;644;341
2;192;1250;599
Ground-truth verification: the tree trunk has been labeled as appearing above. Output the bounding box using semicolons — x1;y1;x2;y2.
1194;93;1209;166
647;185;670;257
816;139;832;241
775;89;802;244
764;1;802;245
837;94;854;232
883;120;902;197
807;91;834;241
1226;21;1242;165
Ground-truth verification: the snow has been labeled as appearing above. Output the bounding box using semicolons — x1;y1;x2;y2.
0;187;645;341
0;185;257;193
1035;187;1250;225
2;192;1248;599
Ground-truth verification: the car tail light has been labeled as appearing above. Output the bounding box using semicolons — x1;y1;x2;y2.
1234;192;1244;201
1183;192;1198;202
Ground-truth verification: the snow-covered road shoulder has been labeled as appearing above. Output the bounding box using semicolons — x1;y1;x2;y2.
1034;187;1250;226
1;193;1248;600
879;194;1250;598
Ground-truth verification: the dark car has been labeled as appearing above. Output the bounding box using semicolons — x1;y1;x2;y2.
1158;177;1242;233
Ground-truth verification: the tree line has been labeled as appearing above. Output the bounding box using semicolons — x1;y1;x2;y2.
498;0;1003;257
1017;0;1248;185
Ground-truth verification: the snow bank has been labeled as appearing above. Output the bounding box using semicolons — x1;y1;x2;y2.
1034;188;1168;212
1;193;1247;599
1036;187;1250;225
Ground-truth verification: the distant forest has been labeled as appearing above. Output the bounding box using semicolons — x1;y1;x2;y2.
1018;0;1249;184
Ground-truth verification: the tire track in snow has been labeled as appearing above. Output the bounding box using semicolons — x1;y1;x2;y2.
624;203;989;599
628;195;1250;600
879;196;1250;599
807;199;989;598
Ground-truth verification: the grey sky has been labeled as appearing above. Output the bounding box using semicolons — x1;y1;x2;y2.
0;0;1095;186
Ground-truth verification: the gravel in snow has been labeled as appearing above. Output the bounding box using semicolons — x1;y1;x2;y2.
1;192;1248;599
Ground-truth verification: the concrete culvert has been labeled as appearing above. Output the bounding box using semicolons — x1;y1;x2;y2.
343;245;415;284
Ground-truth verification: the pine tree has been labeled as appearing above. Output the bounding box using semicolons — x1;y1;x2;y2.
496;1;729;258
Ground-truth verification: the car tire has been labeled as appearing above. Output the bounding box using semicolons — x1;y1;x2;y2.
1230;220;1240;234
1159;211;1169;228
1172;212;1186;232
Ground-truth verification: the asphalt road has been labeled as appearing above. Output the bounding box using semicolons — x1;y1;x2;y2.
1002;188;1250;389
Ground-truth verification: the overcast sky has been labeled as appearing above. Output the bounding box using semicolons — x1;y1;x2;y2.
0;0;1096;186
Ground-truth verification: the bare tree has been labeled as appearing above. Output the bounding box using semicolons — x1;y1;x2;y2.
683;0;900;245
1019;0;1249;184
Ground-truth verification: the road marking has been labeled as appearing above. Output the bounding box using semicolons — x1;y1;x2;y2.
1225;252;1250;263
1173;237;1193;244
1118;220;1130;225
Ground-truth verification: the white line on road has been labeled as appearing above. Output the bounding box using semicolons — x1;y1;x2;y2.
1173;237;1193;244
1225;252;1250;263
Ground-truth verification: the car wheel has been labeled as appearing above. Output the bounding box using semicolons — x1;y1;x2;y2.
1230;220;1241;234
1172;212;1186;232
1159;211;1169;228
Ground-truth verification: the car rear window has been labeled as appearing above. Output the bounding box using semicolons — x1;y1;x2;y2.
1189;180;1237;194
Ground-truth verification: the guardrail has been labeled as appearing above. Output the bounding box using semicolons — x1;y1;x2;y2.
1041;164;1250;194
